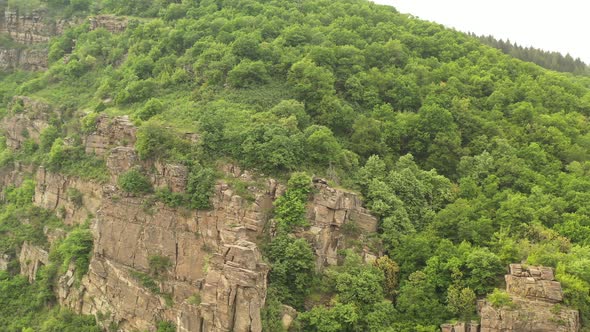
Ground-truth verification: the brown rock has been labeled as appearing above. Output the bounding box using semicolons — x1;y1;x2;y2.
152;161;189;193
85;115;137;156
34;167;103;225
0;47;47;70
305;182;378;269
106;147;138;179
281;305;297;330
1;96;54;150
88;15;127;33
479;265;580;332
19;242;49;282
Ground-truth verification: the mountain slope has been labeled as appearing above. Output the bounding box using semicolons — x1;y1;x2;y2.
0;0;589;331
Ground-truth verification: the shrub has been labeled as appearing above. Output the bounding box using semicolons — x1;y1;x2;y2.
273;172;312;231
118;169;152;195
130;271;159;293
53;228;94;281
81;112;100;134
486;288;516;309
137;98;164;121
227;60;270;88
156;321;176;332
187;294;201;305
186;165;215;210
135;122;189;161
148;255;172;276
39;126;60;153
66;188;83;207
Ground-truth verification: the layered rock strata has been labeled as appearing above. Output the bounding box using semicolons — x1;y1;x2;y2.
1;106;379;331
2;96;55;149
478;264;580;332
305;179;378;269
0;47;47;70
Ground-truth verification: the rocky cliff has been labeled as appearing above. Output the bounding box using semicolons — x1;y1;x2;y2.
0;47;47;70
478;264;580;332
0;8;127;71
1;101;378;331
2;96;55;149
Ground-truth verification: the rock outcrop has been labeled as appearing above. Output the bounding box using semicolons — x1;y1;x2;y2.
34;166;104;225
0;8;74;44
1;110;379;331
0;47;47;70
2;96;54;150
85;115;137;156
0;253;10;271
305;179;378;269
478;264;580;332
88;15;128;33
19;241;49;282
441;322;479;332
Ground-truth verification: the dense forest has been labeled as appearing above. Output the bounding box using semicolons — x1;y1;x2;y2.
1;0;590;331
475;33;589;75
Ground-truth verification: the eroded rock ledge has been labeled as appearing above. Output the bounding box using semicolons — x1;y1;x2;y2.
478;264;580;332
1;102;379;331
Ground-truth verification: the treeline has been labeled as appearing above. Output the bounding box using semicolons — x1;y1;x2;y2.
475;33;589;75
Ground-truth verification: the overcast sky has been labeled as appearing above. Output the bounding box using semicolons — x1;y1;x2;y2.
372;0;590;64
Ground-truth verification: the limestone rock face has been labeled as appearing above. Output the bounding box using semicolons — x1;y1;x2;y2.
19;242;49;282
89;15;127;33
2;9;50;44
505;265;562;303
152;161;189;193
2;96;54;150
479;264;580;332
50;169;275;331
306;180;378;268
7;109;376;332
0;253;10;271
106;147;138;180
34;167;103;225
0;47;47;70
85;115;137;156
0;162;33;197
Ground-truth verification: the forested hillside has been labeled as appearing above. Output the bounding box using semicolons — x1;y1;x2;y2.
475;33;589;75
1;0;590;331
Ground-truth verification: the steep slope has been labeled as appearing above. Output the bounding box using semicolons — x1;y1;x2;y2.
0;0;590;331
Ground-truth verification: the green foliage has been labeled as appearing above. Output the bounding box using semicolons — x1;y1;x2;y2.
117;169;152;195
137;98;164;121
447;285;476;323
261;289;286;332
486;289;515;309
297;302;360;332
148;255;172;276
187;293;201;305
45;138;109;182
130;271;159;294
66;188;83;207
52;227;93;281
186;164;215;210
39;126;60;153
0;270;99;332
4;0;590;328
135;122;190;161
265;235;315;309
373;256;400;299
227;60;270;88
156;321;176;332
273;172;312;231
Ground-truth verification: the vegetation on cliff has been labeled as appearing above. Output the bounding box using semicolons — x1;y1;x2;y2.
1;0;590;331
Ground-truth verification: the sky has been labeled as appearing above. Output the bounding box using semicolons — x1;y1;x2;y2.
371;0;590;64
